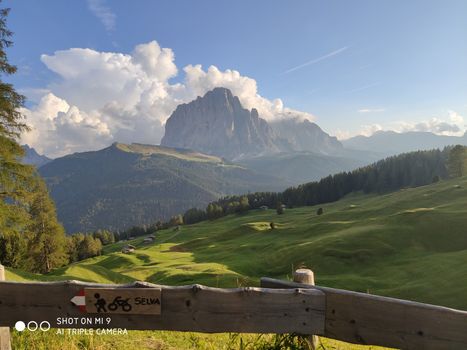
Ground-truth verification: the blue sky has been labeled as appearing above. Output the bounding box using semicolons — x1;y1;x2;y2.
4;0;467;156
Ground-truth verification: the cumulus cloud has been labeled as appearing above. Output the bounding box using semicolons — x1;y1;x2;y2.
21;93;112;156
21;41;313;157
394;111;465;136
183;64;313;121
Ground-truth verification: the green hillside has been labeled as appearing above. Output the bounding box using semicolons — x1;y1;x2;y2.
8;175;467;307
7;176;467;349
39;143;287;233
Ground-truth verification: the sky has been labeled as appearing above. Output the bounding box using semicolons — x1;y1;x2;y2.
3;0;467;157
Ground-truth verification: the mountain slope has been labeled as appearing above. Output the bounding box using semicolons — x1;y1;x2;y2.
8;176;467;311
21;145;52;167
270;117;343;154
239;151;371;184
39;143;287;233
343;131;467;157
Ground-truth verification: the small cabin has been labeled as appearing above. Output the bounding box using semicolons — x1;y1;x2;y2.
259;205;269;210
121;244;136;254
143;237;155;244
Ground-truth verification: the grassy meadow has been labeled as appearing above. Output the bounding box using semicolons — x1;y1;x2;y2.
7;176;467;349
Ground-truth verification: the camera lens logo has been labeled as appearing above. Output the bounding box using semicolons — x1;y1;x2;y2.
15;321;50;332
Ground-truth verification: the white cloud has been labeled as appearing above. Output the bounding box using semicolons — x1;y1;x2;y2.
21;93;112;157
339;111;466;140
183;64;313;121
87;0;116;32
21;41;314;158
358;108;385;113
360;124;383;137
336;124;383;140
393;112;465;136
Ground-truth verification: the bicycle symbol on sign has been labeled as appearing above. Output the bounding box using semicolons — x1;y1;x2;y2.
108;296;132;312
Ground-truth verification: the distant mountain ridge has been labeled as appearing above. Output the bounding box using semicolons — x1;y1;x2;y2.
39;142;287;233
161;87;343;159
21;145;52;167
270;117;343;155
343;130;467;157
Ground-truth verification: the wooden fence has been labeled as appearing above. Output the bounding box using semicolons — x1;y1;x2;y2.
1;266;467;350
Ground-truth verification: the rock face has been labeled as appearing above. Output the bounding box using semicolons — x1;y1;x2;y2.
270;117;343;155
161;87;345;159
161;87;282;159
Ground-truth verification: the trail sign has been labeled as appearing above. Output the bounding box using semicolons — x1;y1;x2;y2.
71;288;162;315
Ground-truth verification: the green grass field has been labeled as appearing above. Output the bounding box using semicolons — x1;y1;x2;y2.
7;176;467;349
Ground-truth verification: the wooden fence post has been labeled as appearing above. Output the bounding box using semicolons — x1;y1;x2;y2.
0;265;11;350
294;269;318;350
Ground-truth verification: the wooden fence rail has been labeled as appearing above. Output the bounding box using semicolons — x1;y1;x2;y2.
0;280;325;334
1;267;467;350
261;276;467;350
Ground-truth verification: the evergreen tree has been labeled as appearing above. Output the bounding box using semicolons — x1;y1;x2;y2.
0;4;36;264
447;145;467;178
93;229;115;245
27;179;67;273
0;230;26;268
66;233;84;263
77;234;102;260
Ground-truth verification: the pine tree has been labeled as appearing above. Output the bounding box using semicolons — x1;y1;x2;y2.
77;234;102;261
0;5;37;264
447;145;467;178
27;179;67;273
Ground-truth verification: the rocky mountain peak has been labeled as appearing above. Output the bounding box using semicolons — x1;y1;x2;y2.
161;87;343;159
161;88;281;160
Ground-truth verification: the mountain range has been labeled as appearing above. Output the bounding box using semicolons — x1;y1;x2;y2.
38;143;287;233
343;130;467;157
29;87;467;233
161;87;342;159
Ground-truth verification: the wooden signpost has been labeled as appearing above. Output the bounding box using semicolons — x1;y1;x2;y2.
81;288;162;315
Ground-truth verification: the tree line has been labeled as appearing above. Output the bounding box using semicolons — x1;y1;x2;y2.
174;146;465;225
121;146;466;236
98;143;467;245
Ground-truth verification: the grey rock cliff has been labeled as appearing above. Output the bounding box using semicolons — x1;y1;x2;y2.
161;87;281;159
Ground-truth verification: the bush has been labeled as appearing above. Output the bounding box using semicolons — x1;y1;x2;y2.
317;207;323;215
